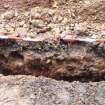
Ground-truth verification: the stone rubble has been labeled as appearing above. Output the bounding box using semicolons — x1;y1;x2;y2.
0;0;105;39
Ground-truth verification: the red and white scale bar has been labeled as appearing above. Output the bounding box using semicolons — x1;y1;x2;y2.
0;35;105;43
62;36;105;43
0;35;40;42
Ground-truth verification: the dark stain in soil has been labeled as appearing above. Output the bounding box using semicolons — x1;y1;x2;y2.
0;39;105;82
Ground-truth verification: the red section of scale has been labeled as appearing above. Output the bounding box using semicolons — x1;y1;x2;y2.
96;40;105;43
8;35;23;40
62;38;80;42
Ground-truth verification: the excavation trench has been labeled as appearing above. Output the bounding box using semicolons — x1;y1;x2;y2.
0;39;105;82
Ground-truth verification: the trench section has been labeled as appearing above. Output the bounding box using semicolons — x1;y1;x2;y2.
0;39;105;82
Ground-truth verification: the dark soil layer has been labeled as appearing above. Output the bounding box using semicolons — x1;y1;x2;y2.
0;39;105;82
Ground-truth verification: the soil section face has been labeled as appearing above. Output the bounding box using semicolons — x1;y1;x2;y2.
0;39;105;82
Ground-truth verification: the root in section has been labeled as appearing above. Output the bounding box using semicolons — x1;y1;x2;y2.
0;39;105;82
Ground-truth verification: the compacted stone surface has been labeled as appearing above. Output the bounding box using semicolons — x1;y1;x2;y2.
0;75;105;105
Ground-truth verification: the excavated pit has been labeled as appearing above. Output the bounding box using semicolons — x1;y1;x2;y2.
0;39;105;82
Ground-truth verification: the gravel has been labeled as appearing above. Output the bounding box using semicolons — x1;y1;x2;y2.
0;75;105;105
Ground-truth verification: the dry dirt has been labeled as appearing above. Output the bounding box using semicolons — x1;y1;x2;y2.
0;0;105;39
0;0;105;105
0;75;105;105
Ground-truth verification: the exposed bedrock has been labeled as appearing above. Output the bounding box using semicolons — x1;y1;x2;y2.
0;39;105;82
